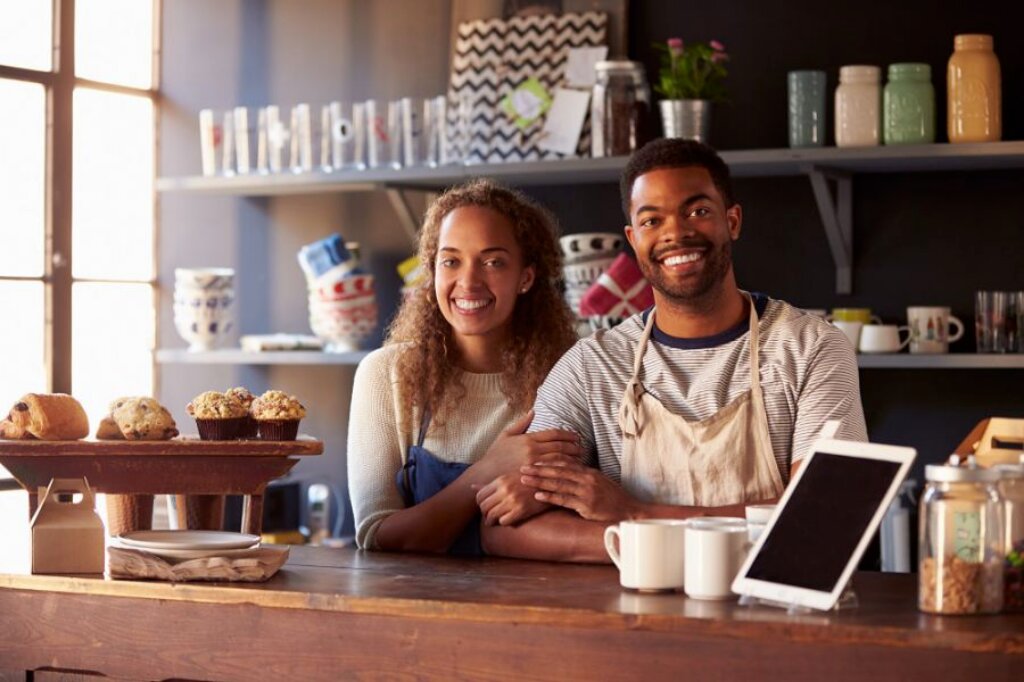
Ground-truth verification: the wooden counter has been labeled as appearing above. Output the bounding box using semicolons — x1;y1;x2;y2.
0;546;1020;680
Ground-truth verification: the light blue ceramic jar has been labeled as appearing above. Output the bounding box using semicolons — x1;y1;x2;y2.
787;70;827;147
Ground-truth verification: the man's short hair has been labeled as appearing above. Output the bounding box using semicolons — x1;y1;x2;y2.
620;139;736;219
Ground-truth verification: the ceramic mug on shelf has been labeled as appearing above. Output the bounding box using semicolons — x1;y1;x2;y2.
906;306;964;354
604;519;687;591
831;320;864;350
683;517;750;600
826;308;882;325
858;324;911;353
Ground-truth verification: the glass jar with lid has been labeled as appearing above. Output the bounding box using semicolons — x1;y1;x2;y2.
591;60;651;158
919;458;1004;614
995;456;1024;611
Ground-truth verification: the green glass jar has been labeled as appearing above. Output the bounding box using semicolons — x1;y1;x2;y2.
884;63;935;145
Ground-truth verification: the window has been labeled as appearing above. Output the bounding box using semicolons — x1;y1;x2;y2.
0;1;159;527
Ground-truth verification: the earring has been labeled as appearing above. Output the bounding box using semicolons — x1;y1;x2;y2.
520;286;529;293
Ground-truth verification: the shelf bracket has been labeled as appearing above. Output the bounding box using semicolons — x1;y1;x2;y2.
385;188;421;247
805;166;853;295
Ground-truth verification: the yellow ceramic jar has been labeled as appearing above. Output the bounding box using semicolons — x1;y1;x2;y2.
948;34;1001;143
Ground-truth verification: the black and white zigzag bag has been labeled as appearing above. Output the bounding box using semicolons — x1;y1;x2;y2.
447;11;608;164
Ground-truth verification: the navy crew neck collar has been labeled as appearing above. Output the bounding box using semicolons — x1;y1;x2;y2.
641;292;770;350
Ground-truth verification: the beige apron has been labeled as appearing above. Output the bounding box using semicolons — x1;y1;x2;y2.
617;294;785;507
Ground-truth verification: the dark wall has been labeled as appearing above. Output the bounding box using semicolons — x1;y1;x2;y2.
529;0;1024;481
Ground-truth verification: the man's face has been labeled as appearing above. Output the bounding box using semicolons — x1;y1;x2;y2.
625;166;741;303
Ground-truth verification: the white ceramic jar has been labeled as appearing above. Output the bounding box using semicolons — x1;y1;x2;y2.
835;65;881;147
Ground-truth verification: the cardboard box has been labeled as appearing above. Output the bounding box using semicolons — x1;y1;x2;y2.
30;477;105;575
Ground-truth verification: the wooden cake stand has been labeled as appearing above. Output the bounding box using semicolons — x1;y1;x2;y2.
0;436;323;535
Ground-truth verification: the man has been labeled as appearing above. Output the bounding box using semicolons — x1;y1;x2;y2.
475;139;868;562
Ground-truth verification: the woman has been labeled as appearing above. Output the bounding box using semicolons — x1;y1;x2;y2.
347;179;580;555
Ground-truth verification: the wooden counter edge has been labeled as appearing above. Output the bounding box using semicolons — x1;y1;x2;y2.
1;571;1021;656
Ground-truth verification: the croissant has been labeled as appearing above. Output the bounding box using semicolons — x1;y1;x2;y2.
1;393;89;440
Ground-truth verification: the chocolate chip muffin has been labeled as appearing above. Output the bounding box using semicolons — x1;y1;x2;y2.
250;390;306;441
107;397;179;440
225;387;258;438
186;391;248;440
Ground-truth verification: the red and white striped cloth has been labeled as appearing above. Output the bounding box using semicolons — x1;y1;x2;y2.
579;253;653;317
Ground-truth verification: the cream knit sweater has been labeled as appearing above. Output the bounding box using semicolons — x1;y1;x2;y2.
346;344;517;549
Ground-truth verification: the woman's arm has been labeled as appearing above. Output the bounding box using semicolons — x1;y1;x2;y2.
480;509;611;563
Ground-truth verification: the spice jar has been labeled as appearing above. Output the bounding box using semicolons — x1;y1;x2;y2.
995;458;1024;612
591;60;651;158
835;65;881;147
883;63;935;145
948;34;1001;143
919;459;1004;614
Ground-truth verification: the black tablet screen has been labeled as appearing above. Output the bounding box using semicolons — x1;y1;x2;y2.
744;452;902;592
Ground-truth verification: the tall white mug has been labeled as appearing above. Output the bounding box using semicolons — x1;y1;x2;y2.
684;517;749;600
604;520;687;591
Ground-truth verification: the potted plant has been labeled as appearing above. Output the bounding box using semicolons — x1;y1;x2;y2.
653;38;729;143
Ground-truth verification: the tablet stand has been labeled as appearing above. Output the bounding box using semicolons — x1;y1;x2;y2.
738;579;858;615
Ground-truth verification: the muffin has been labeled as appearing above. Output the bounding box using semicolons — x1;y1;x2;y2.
104;397;179;440
186;391;248;440
250;390;306;441
225;387;257;438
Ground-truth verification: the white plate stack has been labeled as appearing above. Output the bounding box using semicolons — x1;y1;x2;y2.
113;530;261;560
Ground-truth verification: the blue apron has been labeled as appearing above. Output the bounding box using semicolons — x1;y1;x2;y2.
395;412;484;556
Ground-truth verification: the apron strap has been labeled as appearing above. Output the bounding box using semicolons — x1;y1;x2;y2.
618;309;658;437
416;409;431;447
744;292;763;401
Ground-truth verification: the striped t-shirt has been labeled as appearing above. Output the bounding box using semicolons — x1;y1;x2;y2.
529;293;868;484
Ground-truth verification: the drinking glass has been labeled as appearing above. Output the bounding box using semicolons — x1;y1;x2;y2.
976;290;1010;353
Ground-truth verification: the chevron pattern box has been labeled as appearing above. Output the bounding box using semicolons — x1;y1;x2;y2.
447;11;608;164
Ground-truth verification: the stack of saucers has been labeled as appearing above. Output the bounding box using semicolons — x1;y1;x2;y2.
113;530;260;561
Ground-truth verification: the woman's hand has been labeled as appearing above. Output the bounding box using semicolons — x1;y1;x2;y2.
476;471;550;526
476;410;584;480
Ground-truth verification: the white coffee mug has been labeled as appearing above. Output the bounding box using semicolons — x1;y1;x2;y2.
858;324;911;353
744;504;777;543
683;517;749;600
604;519;687;591
831;320;863;349
906;306;964;354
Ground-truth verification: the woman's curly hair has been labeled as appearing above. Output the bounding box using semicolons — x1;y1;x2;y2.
386;179;577;429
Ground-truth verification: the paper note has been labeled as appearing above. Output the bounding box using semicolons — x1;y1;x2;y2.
565;46;609;88
502;78;552;128
538;88;591;156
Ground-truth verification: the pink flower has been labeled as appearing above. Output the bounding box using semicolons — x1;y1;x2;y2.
711;51;729;64
667;37;684;57
710;40;726;52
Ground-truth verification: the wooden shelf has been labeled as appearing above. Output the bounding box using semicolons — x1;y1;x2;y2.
856;354;1024;369
155;349;371;365
156;142;1024;196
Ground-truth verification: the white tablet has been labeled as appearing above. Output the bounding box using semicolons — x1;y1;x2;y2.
731;438;916;611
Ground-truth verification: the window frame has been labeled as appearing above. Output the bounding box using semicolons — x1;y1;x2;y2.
0;0;161;476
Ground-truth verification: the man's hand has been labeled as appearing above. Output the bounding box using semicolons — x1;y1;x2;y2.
519;454;643;522
476;472;550;526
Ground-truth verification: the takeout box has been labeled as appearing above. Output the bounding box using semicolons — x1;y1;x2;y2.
970;418;1024;467
30;477;105;574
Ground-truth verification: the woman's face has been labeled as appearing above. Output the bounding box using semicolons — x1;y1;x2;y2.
434;205;535;345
